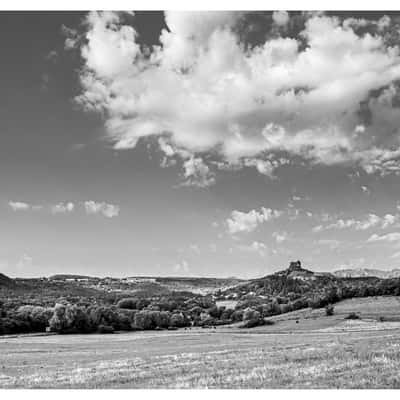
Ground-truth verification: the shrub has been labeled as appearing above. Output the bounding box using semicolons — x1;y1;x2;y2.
49;304;93;334
220;308;234;320
188;306;203;316
16;305;53;332
154;311;171;328
134;310;157;330
345;312;360;320
325;304;334;316
97;324;114;334
170;312;190;328
198;317;217;327
114;310;135;331
195;296;215;309
231;310;244;322
308;297;324;309
117;298;138;310
239;317;268;329
243;308;260;321
208;305;224;319
0;317;31;335
87;306;118;330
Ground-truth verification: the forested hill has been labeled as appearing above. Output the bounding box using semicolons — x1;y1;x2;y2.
218;261;400;311
0;273;14;287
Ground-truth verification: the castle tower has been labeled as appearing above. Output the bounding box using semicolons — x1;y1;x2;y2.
288;260;302;271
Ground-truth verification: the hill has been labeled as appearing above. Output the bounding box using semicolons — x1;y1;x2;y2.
49;274;98;280
218;260;400;313
0;273;14;287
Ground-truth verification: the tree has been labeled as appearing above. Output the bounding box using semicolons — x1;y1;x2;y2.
325;304;334;316
16;305;53;332
49;304;92;333
243;308;260;321
116;298;138;310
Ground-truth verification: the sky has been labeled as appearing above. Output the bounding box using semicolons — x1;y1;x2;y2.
2;10;400;278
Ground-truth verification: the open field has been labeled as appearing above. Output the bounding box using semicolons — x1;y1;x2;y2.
1;296;400;388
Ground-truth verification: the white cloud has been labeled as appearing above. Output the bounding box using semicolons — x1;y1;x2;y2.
361;185;371;195
84;201;120;218
314;213;399;232
173;259;190;274
238;241;267;257
189;244;201;254
8;201;31;211
272;11;290;27
390;251;400;259
367;232;400;243
243;157;290;178
158;138;215;187
226;207;282;234
312;224;323;233
272;231;288;243
181;156;215;187
74;11;400;180
51;202;75;214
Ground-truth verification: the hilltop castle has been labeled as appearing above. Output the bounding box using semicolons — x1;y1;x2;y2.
288;260;302;271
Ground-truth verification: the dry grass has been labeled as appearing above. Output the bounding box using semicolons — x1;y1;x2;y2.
2;296;400;389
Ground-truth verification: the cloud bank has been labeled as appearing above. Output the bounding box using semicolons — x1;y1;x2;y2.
7;200;119;218
73;11;400;183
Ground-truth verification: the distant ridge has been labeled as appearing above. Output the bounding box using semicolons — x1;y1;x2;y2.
334;268;400;279
49;274;97;280
0;272;14;287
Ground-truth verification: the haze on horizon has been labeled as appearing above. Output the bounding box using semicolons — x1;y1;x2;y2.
2;10;400;278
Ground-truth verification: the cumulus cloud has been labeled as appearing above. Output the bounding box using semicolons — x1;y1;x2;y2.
8;201;31;211
7;200;121;217
226;207;282;234
361;185;371;195
367;232;400;243
83;201;120;218
158;137;215;186
313;213;398;232
181;156;215;187
272;11;289;27
74;11;400;181
272;231;288;243
50;202;75;214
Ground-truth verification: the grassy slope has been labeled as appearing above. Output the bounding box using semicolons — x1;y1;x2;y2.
2;296;400;388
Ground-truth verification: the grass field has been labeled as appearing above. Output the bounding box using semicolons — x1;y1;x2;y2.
2;296;400;388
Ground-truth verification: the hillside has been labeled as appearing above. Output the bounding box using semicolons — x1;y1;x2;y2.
49;274;98;280
0;273;14;287
218;261;400;312
334;268;400;279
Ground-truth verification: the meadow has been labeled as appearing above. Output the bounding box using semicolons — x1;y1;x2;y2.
1;296;400;389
